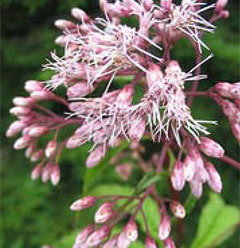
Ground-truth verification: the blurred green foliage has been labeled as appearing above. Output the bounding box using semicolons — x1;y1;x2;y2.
1;1;239;248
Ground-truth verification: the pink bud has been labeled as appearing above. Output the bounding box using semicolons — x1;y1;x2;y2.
143;0;154;10
214;82;232;98
170;201;186;219
147;64;164;89
205;162;222;193
13;97;35;107
215;0;228;13
117;232;131;248
192;150;209;183
70;196;96;211
231;121;240;142
161;0;172;11
71;8;90;22
190;180;203;199
86;145;105;168
25;143;35;158
30;90;55;100
50;164;61;186
183;154;195;182
13;136;31;150
24;80;43;92
31;164;43;180
116;85;134;106
219;10;230;19
55;35;66;46
102;90;121;104
116;163;132;181
10;107;31;116
163;236;176;248
75;225;94;244
158;213;171;240
66;134;88;149
45;140;57;158
6;121;26;137
28;126;49;138
220;100;237;119
128;119;146;141
124;220;138;242
199;137;224;158
230;82;240;99
31;150;44;162
171;161;185;191
41;164;51;183
67;83;93;98
95;202;114;223
146;237;157;248
54;19;76;30
86;225;110;247
102;235;118;248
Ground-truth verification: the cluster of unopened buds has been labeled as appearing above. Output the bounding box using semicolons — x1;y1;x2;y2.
7;0;239;247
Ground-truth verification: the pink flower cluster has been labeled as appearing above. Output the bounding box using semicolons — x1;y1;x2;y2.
6;0;239;247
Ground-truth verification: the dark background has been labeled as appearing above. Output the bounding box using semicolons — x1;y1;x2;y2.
1;1;239;247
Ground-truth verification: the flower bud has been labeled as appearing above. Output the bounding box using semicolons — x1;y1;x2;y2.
192;150;209;183
70;196;96;211
31;150;44;162
128;119;146;141
214;82;232;98
190;180;203;199
102;235;118;248
66;134;88;149
220;100;237;119
71;8;90;22
50;164;60;186
116;85;134;106
219;10;230;19
55;35;66;46
147;64;164;89
163;236;176;248
146;237;157;248
124;220;138;242
13;97;35;107
171;161;185;191
183;154;195;182
205;162;222;193
231;121;240;142
86;225;110;247
117;232;131;248
45;140;57;158
54;19;76;30
10;107;31;116
24;80;43;92
143;0;154;10
30;90;55;100
215;0;228;14
31;163;43;180
116;163;132;181
67;83;93;98
28;126;49;138
13;136;31;150
6;121;26;137
94;202;114;223
199;137;224;158
75;225;94;244
161;0;172;11
25;143;35;158
170;201;186;219
86;145;105;168
230;82;240;99
158;213;171;240
41;164;51;183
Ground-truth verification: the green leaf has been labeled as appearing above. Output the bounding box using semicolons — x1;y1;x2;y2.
54;230;79;248
136;171;170;194
191;193;240;248
89;183;134;197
